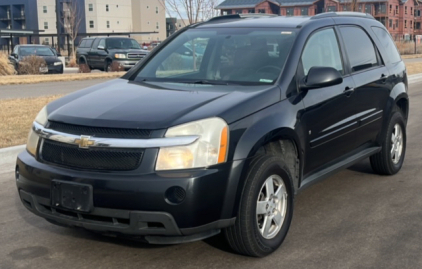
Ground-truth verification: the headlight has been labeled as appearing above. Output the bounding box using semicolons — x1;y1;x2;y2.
27;106;48;156
54;61;63;66
156;118;229;171
114;54;127;59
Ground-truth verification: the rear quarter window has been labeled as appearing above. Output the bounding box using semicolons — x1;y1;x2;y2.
372;26;401;64
79;40;87;48
85;39;94;48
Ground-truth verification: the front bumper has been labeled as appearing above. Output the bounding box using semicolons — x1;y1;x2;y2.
47;64;64;74
16;150;241;241
114;59;141;70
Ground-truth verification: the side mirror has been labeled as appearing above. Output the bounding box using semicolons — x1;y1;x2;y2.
11;53;18;59
98;45;105;50
300;66;343;90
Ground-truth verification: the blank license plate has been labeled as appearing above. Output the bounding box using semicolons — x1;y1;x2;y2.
51;180;93;212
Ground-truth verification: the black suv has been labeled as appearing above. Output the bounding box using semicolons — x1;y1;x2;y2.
76;37;149;71
16;13;409;257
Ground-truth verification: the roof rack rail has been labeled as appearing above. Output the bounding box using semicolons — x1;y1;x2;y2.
311;12;375;20
207;13;278;22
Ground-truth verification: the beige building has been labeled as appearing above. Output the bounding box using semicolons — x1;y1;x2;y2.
85;0;133;33
131;0;166;42
37;0;58;45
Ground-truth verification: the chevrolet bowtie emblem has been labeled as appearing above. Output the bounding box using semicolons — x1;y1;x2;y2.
74;135;95;149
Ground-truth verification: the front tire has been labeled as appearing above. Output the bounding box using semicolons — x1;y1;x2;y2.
370;107;407;175
224;155;294;257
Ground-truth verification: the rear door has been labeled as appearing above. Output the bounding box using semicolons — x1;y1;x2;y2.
299;27;357;176
338;26;391;148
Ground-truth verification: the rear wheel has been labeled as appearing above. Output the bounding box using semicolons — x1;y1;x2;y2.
370;107;406;175
105;60;112;72
224;155;294;257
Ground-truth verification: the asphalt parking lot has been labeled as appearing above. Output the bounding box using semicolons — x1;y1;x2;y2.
0;81;421;269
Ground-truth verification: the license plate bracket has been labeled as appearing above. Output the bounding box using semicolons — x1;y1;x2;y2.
51;180;93;212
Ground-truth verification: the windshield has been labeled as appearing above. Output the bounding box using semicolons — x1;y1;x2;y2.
134;28;297;85
19;47;55;57
106;38;141;49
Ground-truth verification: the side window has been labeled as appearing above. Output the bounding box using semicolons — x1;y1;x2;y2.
372;27;401;64
79;40;87;48
85;39;94;48
301;28;343;76
339;26;378;72
92;38;101;49
98;39;106;48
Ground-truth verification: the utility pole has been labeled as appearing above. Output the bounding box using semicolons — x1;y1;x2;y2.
56;0;61;53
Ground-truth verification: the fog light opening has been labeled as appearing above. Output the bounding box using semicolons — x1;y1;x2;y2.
165;186;186;205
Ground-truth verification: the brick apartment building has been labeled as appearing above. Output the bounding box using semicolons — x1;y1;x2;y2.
216;0;422;40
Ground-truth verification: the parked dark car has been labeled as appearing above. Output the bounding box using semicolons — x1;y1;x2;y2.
76;37;149;71
9;45;64;74
17;12;409;257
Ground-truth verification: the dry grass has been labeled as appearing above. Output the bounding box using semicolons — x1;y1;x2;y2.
0;95;63;148
18;56;47;75
79;64;91;73
0;72;125;86
68;58;78;67
406;62;422;75
401;54;422;59
0;52;15;76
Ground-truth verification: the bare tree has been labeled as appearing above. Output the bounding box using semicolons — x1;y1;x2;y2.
166;0;219;25
61;0;82;60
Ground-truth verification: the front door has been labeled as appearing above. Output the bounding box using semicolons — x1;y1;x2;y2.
299;27;358;176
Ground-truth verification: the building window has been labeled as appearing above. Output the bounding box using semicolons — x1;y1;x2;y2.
411;20;413;28
405;6;407;14
327;6;336;12
89;4;93;12
156;22;159;29
44;22;48;30
248;9;255;13
396;6;398;14
286;8;294;16
405;20;407;28
418;10;421;16
411;7;413;15
379;4;386;14
117;21;120;24
389;19;392;28
89;20;94;28
44;38;49;45
107;21;110;28
365;4;371;14
343;6;349;11
258;9;265;13
301;8;308;15
416;22;421;29
396;19;398;27
43;6;47;13
106;5;109;12
235;9;242;14
156;7;158;14
390;4;392;13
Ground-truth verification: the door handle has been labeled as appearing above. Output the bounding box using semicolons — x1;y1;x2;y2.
344;86;355;97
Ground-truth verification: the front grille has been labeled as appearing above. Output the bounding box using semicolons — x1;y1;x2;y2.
41;139;144;171
48;121;151;139
128;53;147;59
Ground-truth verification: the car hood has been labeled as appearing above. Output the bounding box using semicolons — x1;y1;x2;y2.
47;79;279;130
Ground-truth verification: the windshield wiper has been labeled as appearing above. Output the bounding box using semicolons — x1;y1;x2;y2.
180;80;231;85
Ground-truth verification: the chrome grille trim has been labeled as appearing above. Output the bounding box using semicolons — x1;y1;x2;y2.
33;121;199;149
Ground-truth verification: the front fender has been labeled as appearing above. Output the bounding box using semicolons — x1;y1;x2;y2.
220;99;306;219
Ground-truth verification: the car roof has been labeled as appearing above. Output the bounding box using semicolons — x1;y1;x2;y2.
17;44;51;47
82;36;133;39
194;12;374;29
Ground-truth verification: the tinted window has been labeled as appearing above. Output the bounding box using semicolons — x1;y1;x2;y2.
79;40;87;48
85;39;94;48
372;27;401;63
135;28;297;85
301;28;343;76
19;46;55;56
340;27;378;72
106;38;141;49
92;38;101;48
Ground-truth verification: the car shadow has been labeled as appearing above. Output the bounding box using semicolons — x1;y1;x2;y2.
347;159;377;175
